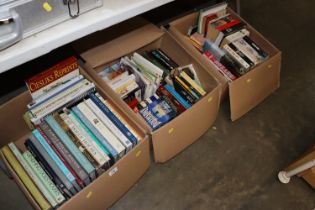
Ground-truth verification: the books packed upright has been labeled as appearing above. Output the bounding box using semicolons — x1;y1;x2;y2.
97;48;207;130
1;56;142;210
187;2;269;82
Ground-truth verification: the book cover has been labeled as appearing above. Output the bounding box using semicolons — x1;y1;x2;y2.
39;121;90;186
25;139;73;199
29;134;78;195
45;115;96;181
25;56;79;99
8;143;58;207
90;93;139;145
71;106;119;162
1;145;52;210
85;99;133;151
36;126;85;189
23;150;66;205
77;102;126;158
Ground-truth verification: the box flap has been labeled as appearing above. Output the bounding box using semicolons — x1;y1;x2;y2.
73;18;164;69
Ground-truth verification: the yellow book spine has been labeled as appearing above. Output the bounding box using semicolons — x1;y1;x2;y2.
1;145;51;210
180;71;206;96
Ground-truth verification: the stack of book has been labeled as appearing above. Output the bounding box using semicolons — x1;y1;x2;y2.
187;2;269;82
98;49;207;130
1;57;141;210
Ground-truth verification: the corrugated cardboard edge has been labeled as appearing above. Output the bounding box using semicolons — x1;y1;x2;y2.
151;85;221;163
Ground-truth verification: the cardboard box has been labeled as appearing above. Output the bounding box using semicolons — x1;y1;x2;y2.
167;7;282;121
74;19;221;163
0;68;150;210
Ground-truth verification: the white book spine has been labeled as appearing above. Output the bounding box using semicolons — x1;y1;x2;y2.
30;81;95;124
233;39;261;64
31;69;80;100
28;75;84;109
77;102;126;157
223;44;251;69
31;79;92;116
96;94;141;143
224;29;250;44
23;150;65;204
59;113;110;166
8;143;58;207
85;99;133;152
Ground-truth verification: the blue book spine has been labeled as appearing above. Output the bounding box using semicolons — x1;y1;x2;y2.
71;106;119;161
89;93;138;145
45;115;95;178
69;111;110;156
32;129;76;183
165;84;191;109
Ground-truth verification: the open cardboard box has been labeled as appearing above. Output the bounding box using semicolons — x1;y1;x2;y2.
0;68;150;210
73;18;221;163
167;7;282;121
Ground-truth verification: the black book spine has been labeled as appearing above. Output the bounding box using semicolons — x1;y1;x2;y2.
243;36;269;59
229;43;255;67
150;50;174;71
179;75;202;99
220;54;244;77
25;139;72;199
156;49;179;68
173;78;195;104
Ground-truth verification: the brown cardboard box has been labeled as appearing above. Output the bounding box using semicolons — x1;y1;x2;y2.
167;7;282;121
74;19;221;163
0;68;150;210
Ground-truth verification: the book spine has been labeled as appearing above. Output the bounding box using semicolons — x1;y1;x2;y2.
32;130;77;185
222;28;250;46
36;126;84;189
150;50;174;70
45;115;96;181
59;113;110;170
243;36;268;59
90;93;139;145
53;113;104;174
157;86;186;114
30;81;95;125
233;38;262;64
30;79;93;117
175;76;200;101
26;56;78;93
29;135;77;196
23;150;66;205
156;49;179;68
68;111;110;157
180;71;206;96
229;42;255;67
24;139;73;199
204;51;237;81
77;102;126;157
71;107;119;162
39;121;90;186
31;69;80;100
1;146;52;210
223;44;251;70
28;75;84;110
85;99;133;151
173;78;196;104
165;84;191;109
8;143;58;207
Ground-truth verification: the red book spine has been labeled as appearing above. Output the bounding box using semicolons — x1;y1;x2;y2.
36;126;84;188
216;19;240;31
26;56;78;93
204;51;237;81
